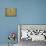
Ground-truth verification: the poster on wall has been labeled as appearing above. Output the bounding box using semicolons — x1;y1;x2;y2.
5;8;16;16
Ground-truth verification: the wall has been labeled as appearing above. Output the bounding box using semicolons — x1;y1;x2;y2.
0;0;46;44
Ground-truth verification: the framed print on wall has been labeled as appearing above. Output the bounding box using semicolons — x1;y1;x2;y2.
5;8;16;16
18;24;46;41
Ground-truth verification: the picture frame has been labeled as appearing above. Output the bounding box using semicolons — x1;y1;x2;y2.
5;8;16;16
